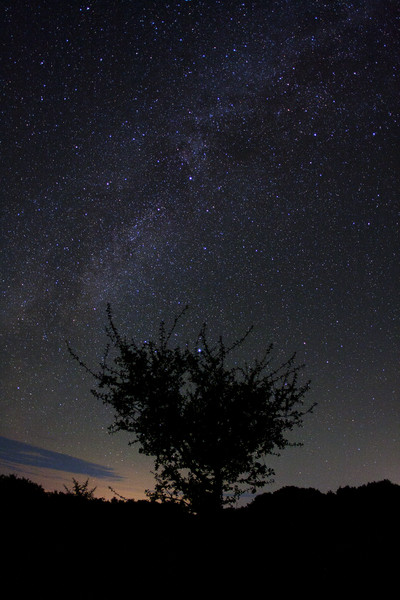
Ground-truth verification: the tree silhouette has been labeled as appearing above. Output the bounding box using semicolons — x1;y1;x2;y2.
68;305;315;513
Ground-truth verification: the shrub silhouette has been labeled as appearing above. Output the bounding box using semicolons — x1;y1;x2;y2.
63;477;97;499
0;473;46;506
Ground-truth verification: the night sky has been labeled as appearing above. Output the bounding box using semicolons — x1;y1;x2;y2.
1;0;399;502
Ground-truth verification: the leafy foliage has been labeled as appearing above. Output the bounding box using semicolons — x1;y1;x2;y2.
69;305;315;513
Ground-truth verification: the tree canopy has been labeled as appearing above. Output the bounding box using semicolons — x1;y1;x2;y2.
69;305;315;513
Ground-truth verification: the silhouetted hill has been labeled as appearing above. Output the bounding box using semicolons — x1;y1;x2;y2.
2;474;399;593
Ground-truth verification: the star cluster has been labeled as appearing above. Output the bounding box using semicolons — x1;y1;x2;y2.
1;1;399;499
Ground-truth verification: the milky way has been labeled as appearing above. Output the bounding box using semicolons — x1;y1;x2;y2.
1;1;399;500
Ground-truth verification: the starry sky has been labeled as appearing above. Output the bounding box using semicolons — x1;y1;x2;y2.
1;0;399;502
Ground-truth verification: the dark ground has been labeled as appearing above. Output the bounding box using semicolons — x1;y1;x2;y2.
2;475;398;594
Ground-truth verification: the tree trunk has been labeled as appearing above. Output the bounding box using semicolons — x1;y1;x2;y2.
212;467;223;513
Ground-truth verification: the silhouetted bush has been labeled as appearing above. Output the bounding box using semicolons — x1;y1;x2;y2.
0;473;46;500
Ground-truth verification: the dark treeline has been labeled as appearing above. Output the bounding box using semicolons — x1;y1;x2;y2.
2;474;399;593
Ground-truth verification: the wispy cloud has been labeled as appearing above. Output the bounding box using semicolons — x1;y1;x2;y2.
0;436;122;480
